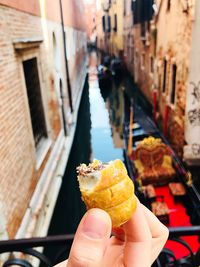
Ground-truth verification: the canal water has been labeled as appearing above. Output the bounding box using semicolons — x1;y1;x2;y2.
45;52;125;263
89;56;124;162
44;53;200;264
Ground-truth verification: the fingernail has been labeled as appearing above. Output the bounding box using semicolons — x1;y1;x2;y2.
82;210;109;239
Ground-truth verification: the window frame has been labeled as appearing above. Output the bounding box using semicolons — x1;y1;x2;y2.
162;59;167;93
113;13;117;32
170;63;177;105
167;0;171;11
20;49;51;170
149;55;154;75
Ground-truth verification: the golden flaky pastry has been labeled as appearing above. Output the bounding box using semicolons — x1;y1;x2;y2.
77;159;137;227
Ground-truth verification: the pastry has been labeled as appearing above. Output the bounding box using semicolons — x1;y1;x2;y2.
77;159;137;227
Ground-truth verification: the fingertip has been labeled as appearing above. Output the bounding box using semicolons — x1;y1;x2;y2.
68;209;112;267
85;208;112;227
81;208;112;239
86;208;112;222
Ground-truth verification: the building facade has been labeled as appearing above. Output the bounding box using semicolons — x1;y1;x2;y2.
123;0;200;165
96;0;124;57
153;0;194;161
0;0;87;239
108;0;124;56
123;0;134;72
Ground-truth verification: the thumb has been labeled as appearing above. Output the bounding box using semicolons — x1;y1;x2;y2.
67;208;112;267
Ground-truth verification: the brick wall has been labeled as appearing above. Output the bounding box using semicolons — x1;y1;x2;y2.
0;1;87;238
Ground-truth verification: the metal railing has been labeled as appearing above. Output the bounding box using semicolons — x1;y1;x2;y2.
0;234;74;267
0;226;199;267
155;226;200;267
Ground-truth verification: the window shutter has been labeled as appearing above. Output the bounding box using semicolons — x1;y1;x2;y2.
102;16;106;32
114;14;117;32
171;64;177;104
132;0;154;24
107;15;111;32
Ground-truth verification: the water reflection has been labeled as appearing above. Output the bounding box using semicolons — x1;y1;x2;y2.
107;81;125;148
89;67;124;161
45;52;126;262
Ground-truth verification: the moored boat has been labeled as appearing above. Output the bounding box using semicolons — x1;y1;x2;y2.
123;101;200;262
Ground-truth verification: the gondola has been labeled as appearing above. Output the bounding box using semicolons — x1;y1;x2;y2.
97;64;112;93
123;101;200;260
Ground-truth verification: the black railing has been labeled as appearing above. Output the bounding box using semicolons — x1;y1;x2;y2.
0;235;74;267
154;226;200;267
0;227;199;267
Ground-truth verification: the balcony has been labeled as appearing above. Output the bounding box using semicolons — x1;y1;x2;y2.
0;226;199;267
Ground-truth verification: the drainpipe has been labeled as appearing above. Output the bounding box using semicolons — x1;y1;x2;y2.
59;0;73;113
59;79;67;136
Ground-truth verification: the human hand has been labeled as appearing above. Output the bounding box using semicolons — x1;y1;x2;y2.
56;199;169;267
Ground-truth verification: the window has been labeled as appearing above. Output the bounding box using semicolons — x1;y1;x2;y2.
170;64;177;104
132;0;154;24
134;51;139;82
52;32;59;70
141;21;146;39
150;56;154;73
147;21;150;32
107;15;111;32
102;15;111;33
162;59;167;93
124;0;126;16
167;0;171;11
102;16;106;32
158;74;162;91
113;14;117;32
141;52;145;69
23;58;47;148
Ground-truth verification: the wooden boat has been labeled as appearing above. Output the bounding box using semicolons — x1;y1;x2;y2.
123;102;200;259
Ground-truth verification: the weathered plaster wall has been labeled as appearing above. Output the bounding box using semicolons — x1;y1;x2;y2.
155;0;194;157
184;0;200;165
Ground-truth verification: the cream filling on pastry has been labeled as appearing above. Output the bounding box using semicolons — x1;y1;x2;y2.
78;171;101;192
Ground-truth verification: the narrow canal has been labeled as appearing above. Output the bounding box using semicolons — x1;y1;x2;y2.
44;52;200;264
89;52;124;162
45;52;125;263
